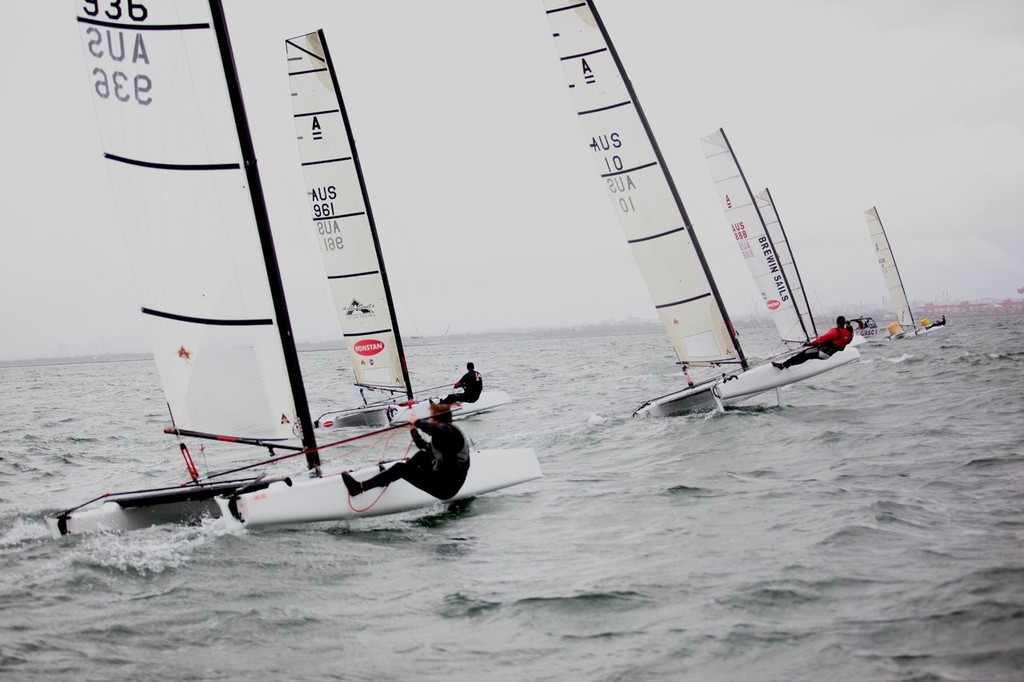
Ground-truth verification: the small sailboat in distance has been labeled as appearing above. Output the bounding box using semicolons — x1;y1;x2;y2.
286;30;511;428
48;6;540;537
866;206;946;339
543;1;858;416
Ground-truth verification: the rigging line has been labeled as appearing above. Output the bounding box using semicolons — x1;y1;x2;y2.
201;423;407;481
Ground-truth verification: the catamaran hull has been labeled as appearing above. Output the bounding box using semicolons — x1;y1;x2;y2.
634;347;861;418
890;325;943;340
317;390;512;429
216;448;541;529
45;479;269;538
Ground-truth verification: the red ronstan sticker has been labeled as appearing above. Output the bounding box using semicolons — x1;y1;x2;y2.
353;339;385;356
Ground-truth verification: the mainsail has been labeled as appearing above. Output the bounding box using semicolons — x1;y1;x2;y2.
866;206;916;330
755;188;818;338
701;129;811;347
544;1;744;369
76;0;317;461
286;30;412;398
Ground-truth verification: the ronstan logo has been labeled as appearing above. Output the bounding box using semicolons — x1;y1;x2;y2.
766;299;781;311
353;339;385;356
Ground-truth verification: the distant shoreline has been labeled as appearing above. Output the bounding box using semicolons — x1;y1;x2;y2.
3;310;1019;368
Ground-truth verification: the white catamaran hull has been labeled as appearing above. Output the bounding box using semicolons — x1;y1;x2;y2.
634;346;861;418
216;448;541;528
890;325;943;340
317;390;512;429
45;479;270;538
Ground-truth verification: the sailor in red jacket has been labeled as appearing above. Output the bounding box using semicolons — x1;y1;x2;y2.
773;316;853;370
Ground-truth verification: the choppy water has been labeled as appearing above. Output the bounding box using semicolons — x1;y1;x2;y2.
2;317;1023;681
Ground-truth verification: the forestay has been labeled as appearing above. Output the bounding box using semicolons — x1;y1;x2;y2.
866;206;915;329
701;129;810;347
755;188;817;339
544;1;742;368
286;31;410;395
76;0;303;442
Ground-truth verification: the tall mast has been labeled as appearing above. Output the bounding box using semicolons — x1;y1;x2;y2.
317;30;414;400
208;0;320;470
763;187;817;337
584;1;747;368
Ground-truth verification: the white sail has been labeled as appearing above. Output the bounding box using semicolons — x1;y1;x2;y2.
286;31;409;394
866;207;915;329
544;1;741;368
76;1;299;441
755;188;817;339
701;129;809;347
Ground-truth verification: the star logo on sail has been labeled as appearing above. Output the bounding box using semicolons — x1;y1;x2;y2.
345;299;375;317
177;346;193;361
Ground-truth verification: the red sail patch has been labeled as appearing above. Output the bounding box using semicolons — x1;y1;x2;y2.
353;339;385;357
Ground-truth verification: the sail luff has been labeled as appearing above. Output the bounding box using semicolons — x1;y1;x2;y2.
545;0;746;369
208;0;319;467
316;30;414;401
866;206;915;329
758;187;817;338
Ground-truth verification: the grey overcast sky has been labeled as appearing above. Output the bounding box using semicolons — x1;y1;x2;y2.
3;0;1023;361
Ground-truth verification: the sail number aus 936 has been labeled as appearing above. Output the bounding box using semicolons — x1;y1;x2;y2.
82;0;153;106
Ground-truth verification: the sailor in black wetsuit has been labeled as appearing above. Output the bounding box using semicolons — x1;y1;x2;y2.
440;362;483;404
342;402;470;501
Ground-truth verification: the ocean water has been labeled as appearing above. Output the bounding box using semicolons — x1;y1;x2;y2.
1;317;1023;681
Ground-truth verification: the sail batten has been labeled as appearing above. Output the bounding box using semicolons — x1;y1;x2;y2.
545;0;743;368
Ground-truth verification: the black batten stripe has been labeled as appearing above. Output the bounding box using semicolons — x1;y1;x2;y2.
561;47;607;61
343;329;392;338
628;226;687;244
579;100;631;116
601;161;657;178
289;68;329;77
301;156;352;167
327;270;379;280
142;307;272;327
77;16;209;31
104;153;238;171
655;293;711;309
546;2;587;14
294;109;339;118
314;211;365;221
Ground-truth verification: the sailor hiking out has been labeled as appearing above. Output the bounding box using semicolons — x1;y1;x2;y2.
773;316;854;370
